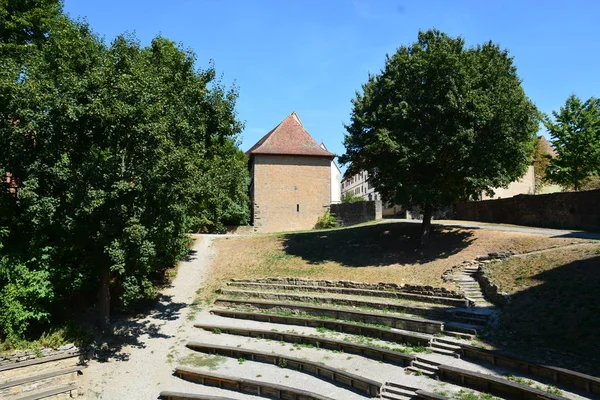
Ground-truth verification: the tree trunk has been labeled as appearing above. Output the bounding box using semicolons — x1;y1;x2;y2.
99;267;111;332
420;204;433;250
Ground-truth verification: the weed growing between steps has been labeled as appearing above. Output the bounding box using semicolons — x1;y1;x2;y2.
454;389;499;400
178;354;226;370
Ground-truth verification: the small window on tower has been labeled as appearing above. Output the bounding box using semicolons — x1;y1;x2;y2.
296;204;300;212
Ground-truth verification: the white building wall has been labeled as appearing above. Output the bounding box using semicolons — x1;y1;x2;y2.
482;165;536;200
331;161;342;203
341;170;380;201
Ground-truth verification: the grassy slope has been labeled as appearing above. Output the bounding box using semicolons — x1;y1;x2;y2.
206;221;583;295
482;244;600;375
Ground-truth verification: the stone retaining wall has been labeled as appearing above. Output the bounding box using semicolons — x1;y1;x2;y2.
454;189;600;231
220;289;448;319
0;344;79;367
232;277;463;299
330;200;382;226
214;298;444;334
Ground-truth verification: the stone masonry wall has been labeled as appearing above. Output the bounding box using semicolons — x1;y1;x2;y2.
252;154;331;233
0;343;80;367
454;189;600;231
330;200;382;227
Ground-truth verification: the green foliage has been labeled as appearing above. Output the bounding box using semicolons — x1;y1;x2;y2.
0;1;247;337
532;138;552;191
543;385;563;396
454;389;498;400
0;260;53;338
0;321;89;352
342;191;363;203
504;373;533;386
341;29;539;235
543;95;600;191
315;210;337;229
188;138;250;233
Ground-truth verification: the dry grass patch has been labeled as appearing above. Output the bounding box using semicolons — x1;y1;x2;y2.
203;221;585;297
481;244;600;375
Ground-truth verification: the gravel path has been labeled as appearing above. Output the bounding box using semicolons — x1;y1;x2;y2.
395;218;600;239
80;234;247;400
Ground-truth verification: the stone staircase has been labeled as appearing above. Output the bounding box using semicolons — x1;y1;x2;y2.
429;338;462;357
407;357;439;377
456;265;490;307
379;382;419;399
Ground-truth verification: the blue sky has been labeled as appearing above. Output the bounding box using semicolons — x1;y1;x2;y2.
64;0;600;161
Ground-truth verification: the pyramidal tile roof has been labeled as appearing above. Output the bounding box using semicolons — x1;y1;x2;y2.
246;112;334;157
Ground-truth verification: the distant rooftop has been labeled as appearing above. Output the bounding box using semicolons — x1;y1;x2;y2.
246;112;334;158
537;135;557;158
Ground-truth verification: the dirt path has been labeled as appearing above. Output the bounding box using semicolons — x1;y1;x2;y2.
82;235;219;399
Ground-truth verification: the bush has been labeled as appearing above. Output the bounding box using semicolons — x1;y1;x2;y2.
342;192;363;203
316;210;337;229
0;261;54;339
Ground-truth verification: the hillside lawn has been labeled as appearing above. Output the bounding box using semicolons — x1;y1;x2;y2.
205;221;589;293
482;244;600;375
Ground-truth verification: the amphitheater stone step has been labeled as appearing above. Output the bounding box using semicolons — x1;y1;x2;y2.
381;382;419;400
0;366;84;399
412;360;439;373
380;386;414;399
13;384;77;400
407;365;436;377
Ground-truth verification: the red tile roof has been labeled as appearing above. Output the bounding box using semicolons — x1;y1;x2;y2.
246;112;334;158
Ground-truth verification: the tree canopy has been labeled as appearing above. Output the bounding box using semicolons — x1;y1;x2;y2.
543;94;600;191
340;29;539;245
0;0;249;338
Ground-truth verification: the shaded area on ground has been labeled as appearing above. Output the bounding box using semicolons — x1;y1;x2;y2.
482;252;600;376
281;222;475;267
93;293;187;363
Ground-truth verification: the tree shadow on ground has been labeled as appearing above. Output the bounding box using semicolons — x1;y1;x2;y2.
551;231;600;240
281;221;475;267
92;293;187;362
482;255;600;376
184;249;198;262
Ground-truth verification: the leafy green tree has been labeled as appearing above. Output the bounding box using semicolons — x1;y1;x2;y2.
1;2;106;337
543;95;600;191
189;138;250;233
0;1;245;336
342;191;363;203
532;137;553;192
341;30;539;246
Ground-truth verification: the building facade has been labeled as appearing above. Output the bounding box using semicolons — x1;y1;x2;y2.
481;165;536;200
247;112;334;233
321;144;342;203
341;170;381;201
